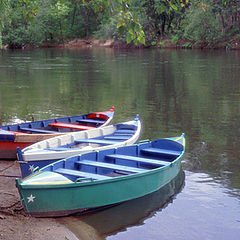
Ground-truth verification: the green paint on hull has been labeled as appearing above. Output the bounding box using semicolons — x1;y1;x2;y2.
16;156;182;217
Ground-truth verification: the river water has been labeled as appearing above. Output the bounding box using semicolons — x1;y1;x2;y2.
0;48;239;239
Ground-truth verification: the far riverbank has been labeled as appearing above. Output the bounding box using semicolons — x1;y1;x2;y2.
2;37;240;50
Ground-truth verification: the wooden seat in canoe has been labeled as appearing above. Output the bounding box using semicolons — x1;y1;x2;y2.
103;135;131;140
19;127;59;134
106;154;169;167
141;148;181;158
114;130;135;134
75;160;146;173
48;122;95;130
76;119;105;124
74;139;120;145
54;168;111;180
113;133;133;136
45;147;75;151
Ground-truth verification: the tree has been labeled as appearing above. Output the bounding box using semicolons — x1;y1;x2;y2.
74;0;145;44
114;0;145;45
210;0;240;35
51;1;71;42
0;0;10;48
1;0;40;48
182;0;240;46
183;5;222;46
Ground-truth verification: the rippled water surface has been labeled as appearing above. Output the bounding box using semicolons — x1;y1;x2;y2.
0;48;240;239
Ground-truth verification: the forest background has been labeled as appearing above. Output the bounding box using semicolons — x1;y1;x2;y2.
0;0;240;49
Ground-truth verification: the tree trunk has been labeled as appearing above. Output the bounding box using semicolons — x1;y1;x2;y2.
85;16;89;38
58;18;64;43
83;7;90;39
71;1;77;28
0;27;2;49
236;10;240;34
161;15;166;37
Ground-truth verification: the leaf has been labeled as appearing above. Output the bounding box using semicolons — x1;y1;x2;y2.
139;36;145;44
133;39;138;45
118;25;125;35
169;4;178;11
128;28;134;35
126;33;132;43
117;21;122;28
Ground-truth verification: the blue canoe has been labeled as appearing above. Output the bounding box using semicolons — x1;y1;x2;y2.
16;133;185;217
0;107;114;159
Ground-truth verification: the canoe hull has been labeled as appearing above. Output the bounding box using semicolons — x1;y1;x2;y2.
16;158;182;217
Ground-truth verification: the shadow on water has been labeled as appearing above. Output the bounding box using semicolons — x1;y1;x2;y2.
57;169;185;240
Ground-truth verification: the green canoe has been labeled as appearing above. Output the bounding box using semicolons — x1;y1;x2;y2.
16;134;185;217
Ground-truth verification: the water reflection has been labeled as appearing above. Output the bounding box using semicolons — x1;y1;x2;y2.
58;170;185;239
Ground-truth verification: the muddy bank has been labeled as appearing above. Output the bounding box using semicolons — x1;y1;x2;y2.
0;161;79;240
39;37;240;50
40;39;115;49
3;36;240;50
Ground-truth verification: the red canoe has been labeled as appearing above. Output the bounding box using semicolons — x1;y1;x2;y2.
0;107;114;159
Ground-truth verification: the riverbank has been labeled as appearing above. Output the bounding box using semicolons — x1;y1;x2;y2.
39;37;240;50
0;161;79;240
2;36;240;50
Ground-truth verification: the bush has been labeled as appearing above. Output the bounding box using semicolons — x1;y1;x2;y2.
171;35;179;44
183;7;222;45
93;18;126;41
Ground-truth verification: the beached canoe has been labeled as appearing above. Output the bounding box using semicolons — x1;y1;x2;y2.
17;115;141;178
0;107;114;159
16;133;185;217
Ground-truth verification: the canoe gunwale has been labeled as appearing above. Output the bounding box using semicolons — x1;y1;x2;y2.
17;149;184;190
12;114;114;143
20;119;141;162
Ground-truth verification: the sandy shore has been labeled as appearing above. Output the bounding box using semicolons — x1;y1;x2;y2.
0;160;79;240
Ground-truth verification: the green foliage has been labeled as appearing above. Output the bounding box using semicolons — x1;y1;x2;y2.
182;41;193;48
0;29;2;48
51;1;70;18
1;0;189;47
1;0;239;48
21;0;38;23
151;41;156;46
133;0;189;46
93;0;146;45
2;0;47;47
183;6;222;45
2;2;25;48
0;0;10;48
158;41;165;48
117;12;145;45
171;35;179;44
93;17;120;40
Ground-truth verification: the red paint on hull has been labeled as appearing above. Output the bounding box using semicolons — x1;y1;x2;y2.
0;141;32;159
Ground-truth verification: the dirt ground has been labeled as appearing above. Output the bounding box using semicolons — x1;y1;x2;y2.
0;160;79;240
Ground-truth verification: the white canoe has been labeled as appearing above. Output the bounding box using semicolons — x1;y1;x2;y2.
18;115;141;177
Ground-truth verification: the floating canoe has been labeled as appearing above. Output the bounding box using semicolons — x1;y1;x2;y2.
16;133;185;217
0;107;114;159
17;115;141;178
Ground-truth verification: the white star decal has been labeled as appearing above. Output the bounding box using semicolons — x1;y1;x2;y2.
27;194;36;203
29;165;35;172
